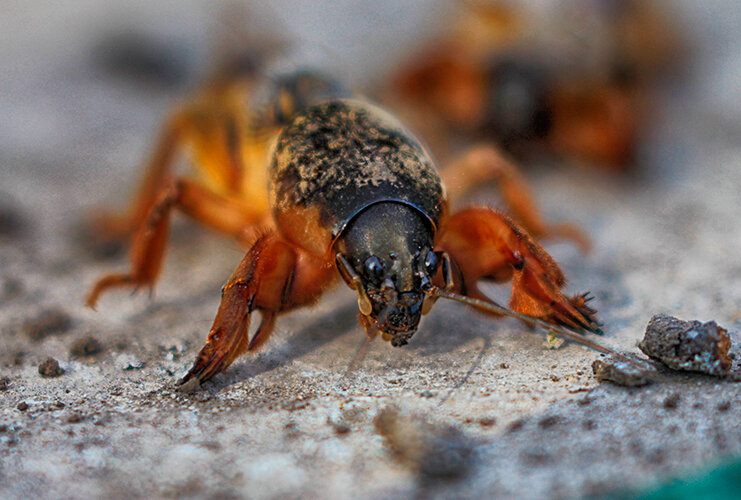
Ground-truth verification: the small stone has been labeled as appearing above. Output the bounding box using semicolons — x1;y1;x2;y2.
115;353;145;371
592;354;654;387
17;401;28;411
39;357;64;378
499;362;510;369
638;314;732;376
0;378;8;391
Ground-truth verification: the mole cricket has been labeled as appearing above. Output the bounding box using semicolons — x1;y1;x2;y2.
87;64;617;387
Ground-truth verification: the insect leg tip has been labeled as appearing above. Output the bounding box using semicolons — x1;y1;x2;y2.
177;376;201;393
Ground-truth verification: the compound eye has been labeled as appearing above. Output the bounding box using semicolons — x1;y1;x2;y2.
364;255;384;282
423;250;438;276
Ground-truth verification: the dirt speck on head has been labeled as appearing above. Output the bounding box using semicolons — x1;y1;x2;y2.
639;314;733;376
374;406;474;480
591;354;654;387
39;357;64;378
23;309;72;342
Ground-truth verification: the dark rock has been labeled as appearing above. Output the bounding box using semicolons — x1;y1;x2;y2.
639;314;732;376
39;357;64;378
591;354;654;387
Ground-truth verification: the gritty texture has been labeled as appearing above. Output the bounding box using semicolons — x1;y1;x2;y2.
2;2;741;500
271;99;445;236
639;314;733;376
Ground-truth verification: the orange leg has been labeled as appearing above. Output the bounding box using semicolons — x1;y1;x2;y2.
92;113;184;241
437;207;599;333
180;233;337;385
441;144;590;252
92;81;261;241
86;178;269;308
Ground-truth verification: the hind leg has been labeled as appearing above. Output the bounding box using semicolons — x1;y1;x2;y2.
442;144;590;251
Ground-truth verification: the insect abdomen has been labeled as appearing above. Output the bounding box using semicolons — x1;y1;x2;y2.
270;99;446;254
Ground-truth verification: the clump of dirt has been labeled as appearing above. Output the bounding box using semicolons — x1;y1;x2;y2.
374;406;474;480
592;353;655;387
38;357;64;378
23;309;72;341
70;336;103;357
663;393;681;409
0;378;8;391
638;314;733;376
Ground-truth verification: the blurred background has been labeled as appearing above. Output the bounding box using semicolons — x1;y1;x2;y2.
3;1;741;499
2;0;741;231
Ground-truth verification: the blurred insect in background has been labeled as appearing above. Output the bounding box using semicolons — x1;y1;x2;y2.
85;41;609;385
386;0;684;170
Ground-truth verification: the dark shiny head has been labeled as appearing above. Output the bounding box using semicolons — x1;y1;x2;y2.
334;202;438;346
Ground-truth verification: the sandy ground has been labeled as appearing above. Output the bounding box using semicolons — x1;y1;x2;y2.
2;1;741;499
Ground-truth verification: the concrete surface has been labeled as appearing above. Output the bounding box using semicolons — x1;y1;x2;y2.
2;1;741;499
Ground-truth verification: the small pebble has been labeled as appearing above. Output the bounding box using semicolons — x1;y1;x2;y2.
17;402;28;411
592;354;654;387
115;353;145;371
639;314;732;376
39;357;64;378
